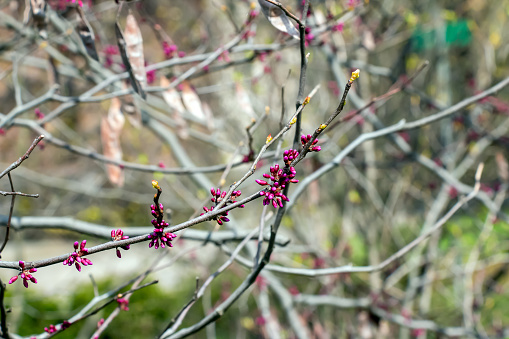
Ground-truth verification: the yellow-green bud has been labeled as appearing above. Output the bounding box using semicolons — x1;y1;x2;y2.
350;69;360;82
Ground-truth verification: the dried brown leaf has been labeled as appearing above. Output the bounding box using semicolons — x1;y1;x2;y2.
496;152;509;183
101;97;125;186
115;22;145;99
181;81;206;121
124;13;146;88
258;0;300;39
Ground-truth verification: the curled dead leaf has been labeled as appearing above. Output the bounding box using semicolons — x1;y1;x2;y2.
181;81;206;121
115;21;145;99
124;13;146;88
496;152;509;183
257;0;300;39
101;97;125;186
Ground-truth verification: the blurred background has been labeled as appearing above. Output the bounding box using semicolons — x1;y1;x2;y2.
0;0;509;337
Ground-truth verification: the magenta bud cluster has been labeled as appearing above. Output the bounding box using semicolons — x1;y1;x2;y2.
44;324;57;334
148;199;177;250
44;321;70;334
256;162;297;209
283;149;300;165
256;135;320;208
111;229;130;258
305;27;315;47
116;296;130;311
301;134;321;152
63;240;93;272
162;41;185;59
201;188;244;226
8;260;37;288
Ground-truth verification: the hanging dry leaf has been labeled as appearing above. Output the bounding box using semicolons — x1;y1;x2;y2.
258;0;300;39
161;76;185;113
235;82;257;118
115;21;145;99
496;152;509;183
124;13;146;89
76;7;99;61
101;97;125;186
161;76;189;139
181;81;206;121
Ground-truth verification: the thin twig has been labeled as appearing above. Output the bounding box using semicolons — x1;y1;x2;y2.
162;228;259;336
0;191;39;198
0;278;8;338
0;135;45;180
0;174;16;254
327;61;429;131
257;164;485;277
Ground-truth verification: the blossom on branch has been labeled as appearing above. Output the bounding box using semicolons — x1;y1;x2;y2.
8;261;37;288
256;135;321;208
201;188;244;226
111;229;130;258
116;294;130;311
256;162;296;208
44;320;70;334
148;181;177;249
301;134;321;152
63;240;93;272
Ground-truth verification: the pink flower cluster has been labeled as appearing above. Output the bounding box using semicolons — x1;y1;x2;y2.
111;229;130;258
301;134;321;152
256;163;297;208
305;27;315;47
201;188;244;225
44;324;57;334
256;135;321;208
332;22;345;32
44;320;70;334
66;0;83;7
163;42;186;59
148;202;177;249
8;261;37;288
34;108;45;120
103;45;119;68
116;295;130;311
63;240;93;272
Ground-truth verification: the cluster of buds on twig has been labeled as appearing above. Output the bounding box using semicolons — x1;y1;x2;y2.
256;135;321;208
162;41;186;59
201;188;244;225
63;240;93;272
111;229;130;258
116;294;130;311
148;180;177;249
256;163;297;208
44;320;70;334
8;261;37;288
301;134;321;152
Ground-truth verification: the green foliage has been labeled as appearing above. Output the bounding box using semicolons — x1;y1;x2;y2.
348;234;367;265
4;266;265;338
